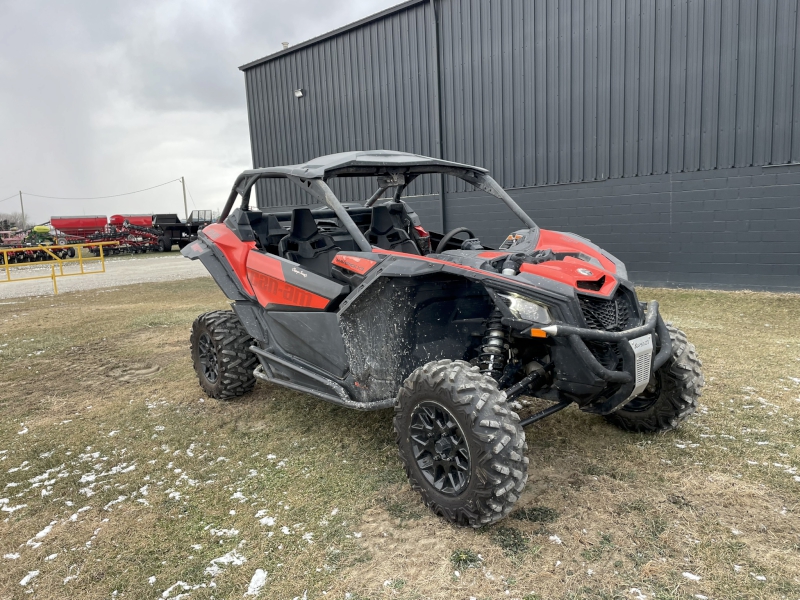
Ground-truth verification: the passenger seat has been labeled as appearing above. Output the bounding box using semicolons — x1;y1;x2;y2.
367;205;420;255
278;208;340;277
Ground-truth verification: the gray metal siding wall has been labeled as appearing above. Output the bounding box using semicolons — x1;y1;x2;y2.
245;0;800;188
436;0;800;192
244;1;441;207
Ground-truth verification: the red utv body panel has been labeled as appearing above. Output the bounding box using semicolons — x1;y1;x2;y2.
246;251;331;310
202;223;256;296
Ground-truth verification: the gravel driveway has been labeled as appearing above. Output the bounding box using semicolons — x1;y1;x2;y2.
0;255;209;299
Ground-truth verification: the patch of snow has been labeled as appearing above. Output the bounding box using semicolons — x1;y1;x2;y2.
750;573;766;581
20;571;39;585
45;553;57;561
103;496;127;511
4;553;20;559
148;576;156;585
628;589;649;600
27;521;57;547
210;528;239;538
204;549;246;577
244;569;267;596
549;535;562;545
682;572;701;581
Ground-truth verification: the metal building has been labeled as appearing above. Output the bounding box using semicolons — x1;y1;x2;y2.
241;0;800;291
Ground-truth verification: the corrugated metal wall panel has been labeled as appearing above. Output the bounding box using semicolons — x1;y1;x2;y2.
668;0;688;174
700;0;721;171
596;0;611;179
246;0;800;211
637;0;656;175
583;0;598;181
608;0;625;179
771;0;796;163
570;0;584;182
622;0;640;178
735;0;758;167
753;0;777;165
652;0;672;175
792;1;800;162
684;0;704;172
558;0;572;182
717;0;739;168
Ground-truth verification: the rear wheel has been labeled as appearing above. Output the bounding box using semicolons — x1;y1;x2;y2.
190;311;257;400
604;324;703;433
160;238;172;252
394;359;528;527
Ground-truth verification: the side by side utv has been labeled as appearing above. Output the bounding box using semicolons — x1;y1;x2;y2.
182;150;703;527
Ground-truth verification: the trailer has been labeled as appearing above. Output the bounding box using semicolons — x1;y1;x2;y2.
151;210;213;252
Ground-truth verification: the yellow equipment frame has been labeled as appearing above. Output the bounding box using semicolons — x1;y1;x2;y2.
0;242;119;295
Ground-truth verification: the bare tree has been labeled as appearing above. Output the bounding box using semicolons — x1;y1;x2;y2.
0;212;26;230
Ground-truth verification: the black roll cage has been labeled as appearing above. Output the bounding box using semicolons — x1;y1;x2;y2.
219;165;538;253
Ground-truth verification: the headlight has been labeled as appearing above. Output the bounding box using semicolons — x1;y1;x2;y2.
498;293;552;324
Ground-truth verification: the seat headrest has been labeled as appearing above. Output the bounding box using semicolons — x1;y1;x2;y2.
265;214;284;233
289;208;319;240
370;205;395;235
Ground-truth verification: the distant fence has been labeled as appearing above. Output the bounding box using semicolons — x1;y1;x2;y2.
0;242;119;294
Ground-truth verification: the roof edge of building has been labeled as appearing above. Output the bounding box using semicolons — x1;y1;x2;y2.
239;0;427;72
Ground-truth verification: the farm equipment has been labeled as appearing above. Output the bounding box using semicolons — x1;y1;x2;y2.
183;150;704;527
0;225;77;264
51;215;161;256
152;210;214;252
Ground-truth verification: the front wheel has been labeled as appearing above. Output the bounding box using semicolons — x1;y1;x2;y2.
190;310;257;400
604;324;704;433
394;359;528;528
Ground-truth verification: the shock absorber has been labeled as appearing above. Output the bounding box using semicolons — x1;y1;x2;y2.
478;309;509;380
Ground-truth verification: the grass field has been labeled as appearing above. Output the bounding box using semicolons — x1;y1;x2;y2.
0;279;798;600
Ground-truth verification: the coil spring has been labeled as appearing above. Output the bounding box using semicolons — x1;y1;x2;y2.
478;309;508;380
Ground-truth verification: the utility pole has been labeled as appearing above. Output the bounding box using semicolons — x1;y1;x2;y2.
181;177;188;221
18;191;25;230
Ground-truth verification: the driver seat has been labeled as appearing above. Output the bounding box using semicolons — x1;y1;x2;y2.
367;205;420;255
278;208;339;277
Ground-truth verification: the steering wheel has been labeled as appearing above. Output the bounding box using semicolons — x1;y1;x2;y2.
435;227;476;253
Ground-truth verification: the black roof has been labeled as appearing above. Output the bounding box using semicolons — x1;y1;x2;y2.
239;0;425;71
240;150;487;179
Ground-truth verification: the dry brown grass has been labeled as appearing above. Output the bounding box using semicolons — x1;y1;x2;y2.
0;281;799;600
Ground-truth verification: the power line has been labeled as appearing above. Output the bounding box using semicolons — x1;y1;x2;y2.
20;178;182;200
186;186;198;209
0;193;19;204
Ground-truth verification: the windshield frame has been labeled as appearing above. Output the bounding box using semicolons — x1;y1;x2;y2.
219;166;538;253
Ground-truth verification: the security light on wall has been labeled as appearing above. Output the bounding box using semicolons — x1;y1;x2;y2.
294;88;305;98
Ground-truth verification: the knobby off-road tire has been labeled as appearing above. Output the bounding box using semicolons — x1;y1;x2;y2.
190;310;257;400
604;324;704;433
394;359;528;528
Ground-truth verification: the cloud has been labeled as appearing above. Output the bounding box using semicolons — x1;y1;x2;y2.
0;0;404;222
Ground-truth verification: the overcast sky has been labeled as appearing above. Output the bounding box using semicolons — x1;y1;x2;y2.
0;0;404;224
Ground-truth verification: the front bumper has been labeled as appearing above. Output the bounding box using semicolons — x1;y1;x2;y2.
538;301;672;414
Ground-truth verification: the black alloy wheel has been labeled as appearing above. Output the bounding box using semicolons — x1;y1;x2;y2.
190;310;257;400
409;401;470;496
394;359;528;527
197;332;219;384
